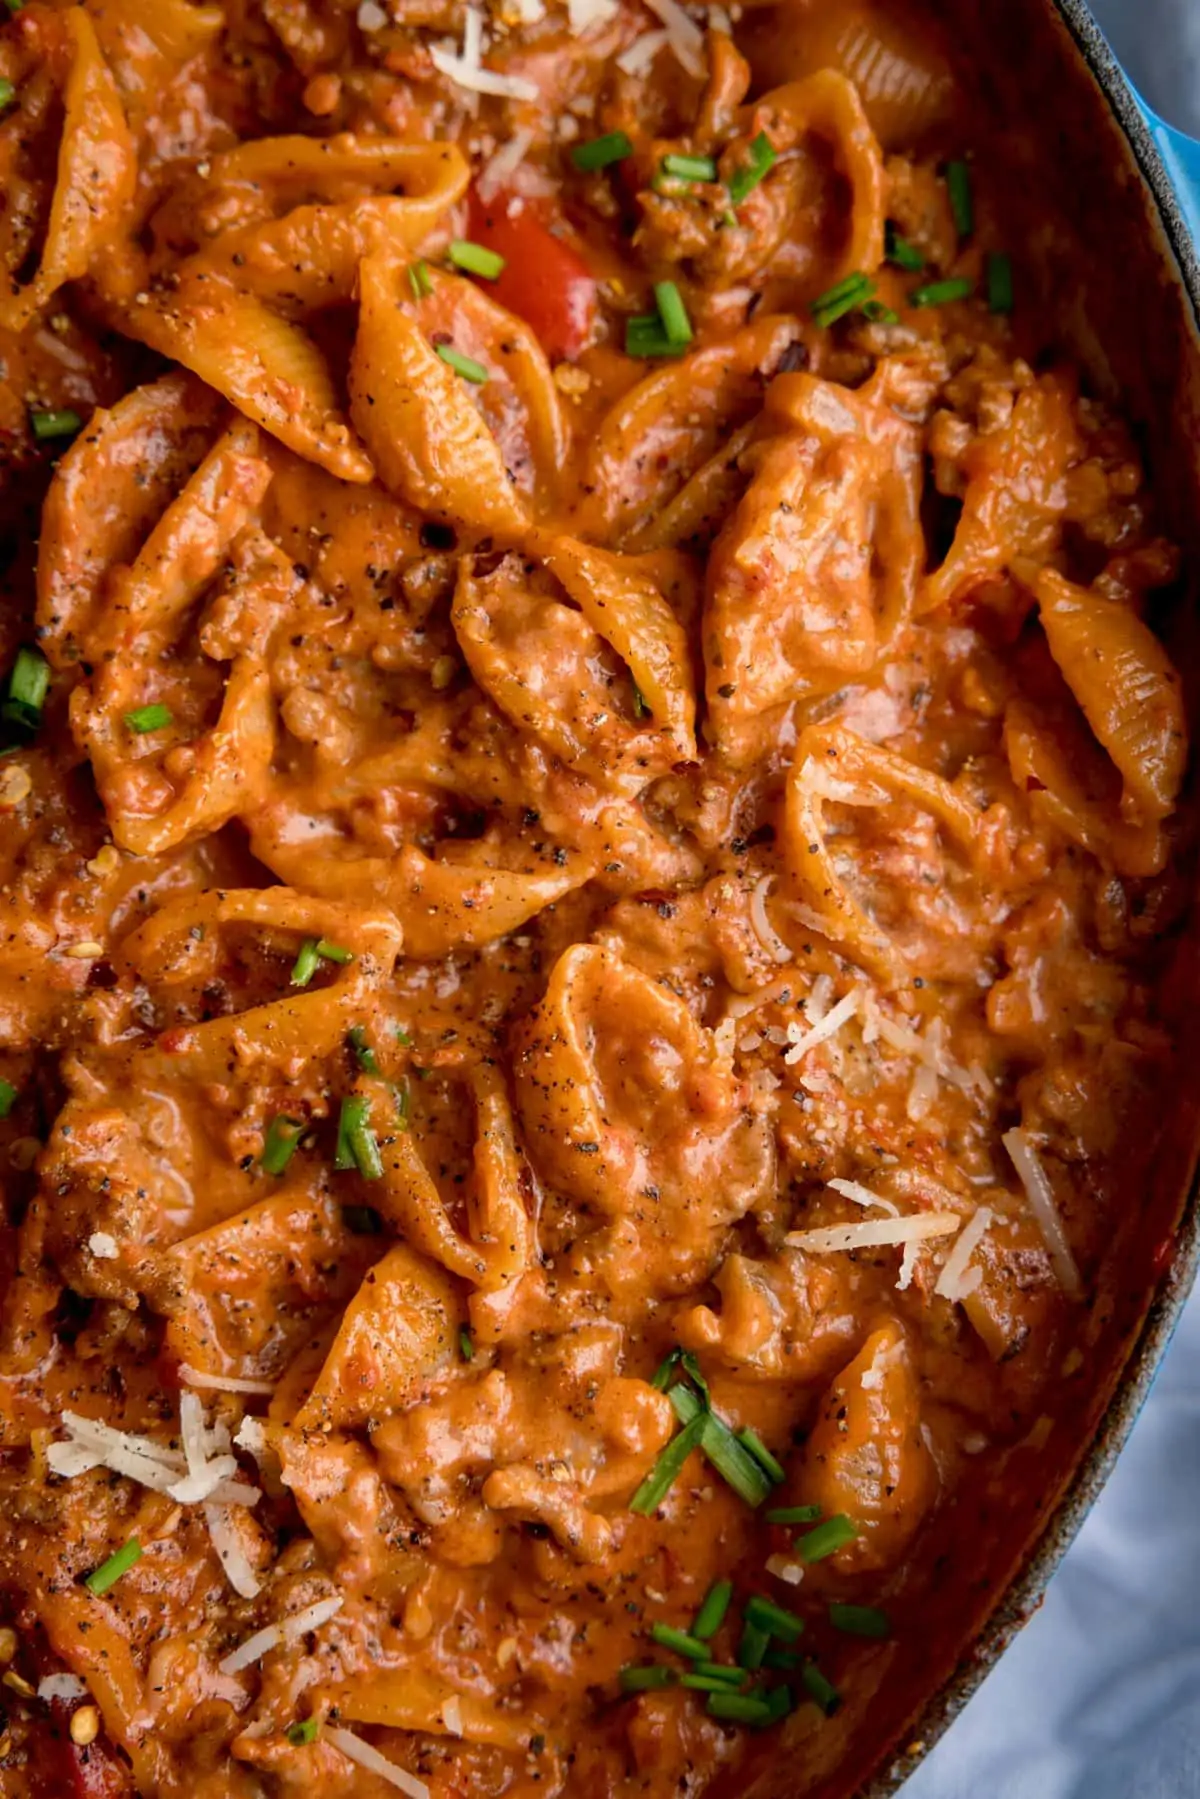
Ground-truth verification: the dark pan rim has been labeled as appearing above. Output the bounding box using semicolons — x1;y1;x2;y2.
857;7;1200;1794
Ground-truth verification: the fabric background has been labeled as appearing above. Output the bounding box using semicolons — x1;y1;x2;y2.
903;7;1200;1795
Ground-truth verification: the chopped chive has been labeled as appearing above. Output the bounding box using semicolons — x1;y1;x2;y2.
649;1623;709;1661
124;704;173;734
987;251;1014;315
291;938;320;987
796;1513;857;1562
347;1026;379;1075
84;1537;141;1595
759;1683;794;1726
7;647;49;717
435;343;489;384
650;1348;681;1390
692;1578;733;1641
661;152;717;183
801;1662;841;1716
0;1079;16;1119
334;1095;366;1172
31;408;82;442
765;1504;822;1525
678;1352;710;1406
395;1025;413;1047
694;1660;746;1686
342;1203;382;1234
448;238;506;280
829;1602;890;1639
624;314;682;359
394;1082;411;1129
629;1412;705;1515
409;259;432;299
669;1385;772;1508
728;131;776;206
654;280;693;348
261;1114;303;1175
862;299;900;325
459;1326;474;1362
736;1428;785;1485
909;277;974;309
946;159;974;239
762;1646;803;1672
885;223;924;271
811;272;875;329
345;1102;382;1181
631;681;649;720
619;1663;674;1692
744;1595;804;1644
286;1718;320;1746
0;79;15;109
707;1690;772;1724
315;939;353;965
737;1621;769;1670
571;130;633;172
682;1671;745;1692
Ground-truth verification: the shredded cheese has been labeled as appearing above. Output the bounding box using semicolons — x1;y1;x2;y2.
234;1416;269;1459
786;1212;961;1254
179;1364;276;1396
203;1504;261;1600
430;8;539;101
440;1694;464;1736
567;0;619;32
827;1177;899;1218
896;1238;920;1291
87;1231;118;1260
477;127;534;201
217;1598;344;1678
37;1673;87;1703
783;987;859;1064
327;1726;431;1799
282;1597;344;1643
615;27;670;74
640;0;706;76
47;1407;261;1508
1002;1128;1083;1300
934;1206;993;1302
749;874;793;965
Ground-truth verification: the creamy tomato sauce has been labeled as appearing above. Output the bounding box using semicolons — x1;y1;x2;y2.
0;2;1191;1797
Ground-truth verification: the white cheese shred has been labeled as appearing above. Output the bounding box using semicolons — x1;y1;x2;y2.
616;28;669;74
203;1504;262;1600
749;874;793;965
327;1726;431;1799
87;1231;118;1260
217;1624;281;1677
282;1596;344;1643
1002;1128;1084;1300
179;1364;276;1396
567;0;619;32
783;987;860;1065
934;1206;994;1302
786;1212;962;1255
476;127;534;201
37;1674;87;1703
640;0;706;77
430;7;539;101
47;1405;260;1508
827;1177;899;1218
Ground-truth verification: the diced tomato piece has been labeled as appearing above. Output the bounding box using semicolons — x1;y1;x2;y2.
467;191;600;362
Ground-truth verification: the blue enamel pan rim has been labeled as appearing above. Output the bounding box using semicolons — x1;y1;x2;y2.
857;6;1200;1795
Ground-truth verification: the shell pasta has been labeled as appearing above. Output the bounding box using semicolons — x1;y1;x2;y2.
0;3;1191;1798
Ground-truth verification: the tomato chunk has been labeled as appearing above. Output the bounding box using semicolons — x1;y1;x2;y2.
467;191;600;362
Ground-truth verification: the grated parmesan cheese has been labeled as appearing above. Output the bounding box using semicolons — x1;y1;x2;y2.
567;0;619;32
934;1206;993;1302
87;1231;118;1260
282;1596;345;1643
1002;1128;1083;1301
615;27;670;74
37;1673;87;1703
441;1694;464;1736
477;127;534;201
47;1407;261;1508
179;1364;276;1396
203;1504;261;1600
786;1212;961;1255
749;874;793;965
234;1416;269;1459
327;1726;431;1798
217;1598;345;1677
640;0;706;76
783;987;859;1065
896;1238;920;1291
430;8;539;101
828;1177;899;1219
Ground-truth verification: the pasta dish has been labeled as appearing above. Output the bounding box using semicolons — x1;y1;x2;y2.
0;0;1191;1794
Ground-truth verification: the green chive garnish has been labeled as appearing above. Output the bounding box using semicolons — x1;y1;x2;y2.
654;281;693;348
448;239;505;281
31;408;82;442
862;299;900;325
631;682;649;720
629;1412;705;1515
707;1690;772;1724
0;78;15;109
987;251;1014;314
736;1428;785;1485
801;1663;841;1715
743;1595;804;1644
669;1385;772;1508
811;272;875;329
728;131;776;206
765;1504;821;1525
571;130;633;172
946;159;974;238
0;1079;16;1119
459;1326;474;1362
661;152;717;183
650;1348;681;1390
829;1602;890;1639
693;1661;746;1686
619;1663;674;1692
624;314;682;359
347;1026;379;1075
737;1621;769;1670
409;259;432;299
291;938;353;987
5;647;50;733
84;1537;141;1595
681;1671;744;1692
395;1025;413;1046
261;1114;303;1175
909;277;974;308
124;704;173;734
692;1579;733;1641
435;342;489;383
650;1622;709;1662
678;1351;709;1406
759;1684;795;1726
762;1646;803;1672
886;223;924;271
286;1718;320;1745
796;1514;857;1562
335;1096;381;1180
316;939;354;965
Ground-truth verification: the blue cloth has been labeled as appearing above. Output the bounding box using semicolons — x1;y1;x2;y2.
903;9;1200;1795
